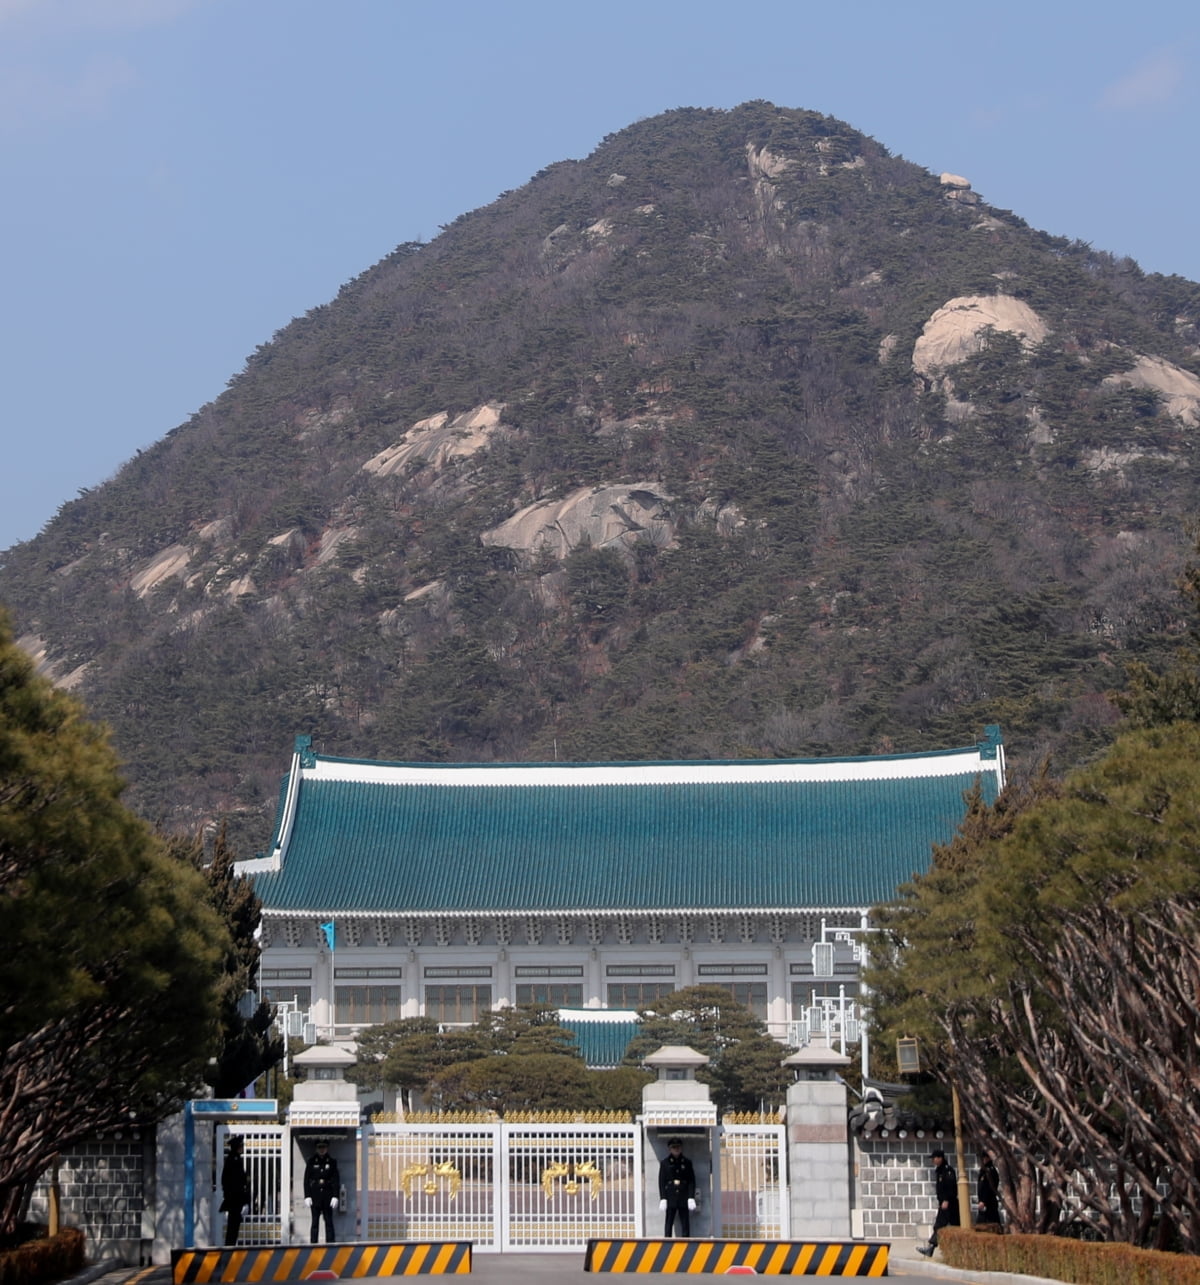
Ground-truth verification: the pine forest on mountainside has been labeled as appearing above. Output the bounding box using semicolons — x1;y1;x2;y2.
2;101;1199;850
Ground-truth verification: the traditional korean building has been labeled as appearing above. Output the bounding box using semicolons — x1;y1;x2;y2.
239;729;1005;1064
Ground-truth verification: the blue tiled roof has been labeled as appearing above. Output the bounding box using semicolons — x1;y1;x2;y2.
561;1018;640;1069
250;744;1001;915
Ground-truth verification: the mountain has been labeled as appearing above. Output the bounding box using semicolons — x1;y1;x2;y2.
3;101;1200;849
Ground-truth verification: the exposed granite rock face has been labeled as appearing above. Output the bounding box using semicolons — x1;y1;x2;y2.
361;403;507;477
940;173;980;203
129;543;191;597
1102;354;1200;425
747;143;792;180
912;294;1049;374
481;484;676;560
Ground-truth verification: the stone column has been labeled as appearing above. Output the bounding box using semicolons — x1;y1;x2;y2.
783;1038;851;1239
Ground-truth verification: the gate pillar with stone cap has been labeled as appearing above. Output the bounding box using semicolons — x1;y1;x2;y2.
288;1045;361;1244
783;1036;851;1239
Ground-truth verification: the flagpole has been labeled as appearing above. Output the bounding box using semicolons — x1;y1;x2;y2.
321;920;336;1034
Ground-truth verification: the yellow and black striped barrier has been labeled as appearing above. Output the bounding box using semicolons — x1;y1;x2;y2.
172;1241;472;1282
584;1238;889;1276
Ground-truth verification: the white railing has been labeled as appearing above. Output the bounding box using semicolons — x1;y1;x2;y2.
784;997;860;1053
719;1123;789;1239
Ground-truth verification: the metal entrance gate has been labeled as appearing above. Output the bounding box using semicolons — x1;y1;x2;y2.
213;1124;290;1247
501;1122;641;1250
717;1123;789;1239
366;1123;500;1249
364;1121;641;1252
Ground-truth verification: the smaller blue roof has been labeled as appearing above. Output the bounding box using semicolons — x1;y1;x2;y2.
559;1013;641;1069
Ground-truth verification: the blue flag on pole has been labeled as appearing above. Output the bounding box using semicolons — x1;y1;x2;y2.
319;920;335;951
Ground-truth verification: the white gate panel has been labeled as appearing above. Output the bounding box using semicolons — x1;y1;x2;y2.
501;1124;642;1252
718;1124;789;1240
366;1124;502;1250
214;1124;290;1246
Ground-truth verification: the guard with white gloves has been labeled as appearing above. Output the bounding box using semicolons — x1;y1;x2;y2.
657;1138;697;1237
303;1139;341;1243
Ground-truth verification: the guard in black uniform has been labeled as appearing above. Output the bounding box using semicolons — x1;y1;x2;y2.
220;1136;250;1246
658;1138;697;1237
303;1140;341;1244
976;1152;1001;1225
917;1148;960;1257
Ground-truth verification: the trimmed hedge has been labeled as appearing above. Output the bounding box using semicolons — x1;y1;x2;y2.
0;1228;86;1285
940;1227;1200;1284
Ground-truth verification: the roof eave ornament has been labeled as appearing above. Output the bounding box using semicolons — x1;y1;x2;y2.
296;733;316;769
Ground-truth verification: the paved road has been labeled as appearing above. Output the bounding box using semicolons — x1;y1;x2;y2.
69;1240;1069;1285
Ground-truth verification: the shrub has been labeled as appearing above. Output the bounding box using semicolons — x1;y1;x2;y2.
0;1227;86;1285
940;1227;1200;1284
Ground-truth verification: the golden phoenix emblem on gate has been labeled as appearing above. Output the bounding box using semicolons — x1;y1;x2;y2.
400;1160;462;1200
541;1160;603;1201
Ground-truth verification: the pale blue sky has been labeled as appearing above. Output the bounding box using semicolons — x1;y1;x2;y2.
2;0;1197;552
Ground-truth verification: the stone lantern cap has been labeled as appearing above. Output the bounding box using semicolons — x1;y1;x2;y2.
643;1045;710;1078
641;1045;715;1122
782;1037;851;1071
293;1045;356;1076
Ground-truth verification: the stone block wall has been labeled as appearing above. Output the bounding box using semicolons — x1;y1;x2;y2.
852;1134;976;1242
28;1134;152;1265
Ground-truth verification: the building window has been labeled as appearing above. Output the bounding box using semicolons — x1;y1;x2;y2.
606;964;675;977
514;965;584;978
713;982;768;1019
697;963;768;976
516;983;584;1007
335;986;403;1024
607;982;676;1008
263;986;311;1009
424;966;493;978
425;985;492;1024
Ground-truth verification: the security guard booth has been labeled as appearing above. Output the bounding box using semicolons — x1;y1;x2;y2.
640;1046;717;1238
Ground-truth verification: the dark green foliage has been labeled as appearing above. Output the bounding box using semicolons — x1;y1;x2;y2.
0;612;228;1236
869;725;1200;1249
350;1008;654;1116
428;1053;595;1114
472;1003;583;1058
624;986;793;1114
170;824;284;1099
1116;532;1200;727
1;100;1198;839
350;1019;489;1104
565;542;629;623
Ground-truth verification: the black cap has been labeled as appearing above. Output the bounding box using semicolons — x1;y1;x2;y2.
930;1149;946;1159
668;1138;682;1147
